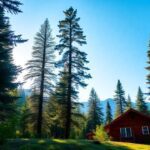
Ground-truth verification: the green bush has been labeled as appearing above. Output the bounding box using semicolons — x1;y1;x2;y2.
94;125;109;142
0;123;12;144
0;117;18;144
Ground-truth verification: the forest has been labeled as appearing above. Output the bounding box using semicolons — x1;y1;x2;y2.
0;0;150;150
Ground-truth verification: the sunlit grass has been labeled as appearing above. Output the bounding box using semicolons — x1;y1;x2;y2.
38;139;46;144
22;138;29;141
53;139;67;143
107;141;150;150
1;139;149;150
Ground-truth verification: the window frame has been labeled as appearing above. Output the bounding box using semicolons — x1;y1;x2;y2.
120;127;132;138
142;126;149;135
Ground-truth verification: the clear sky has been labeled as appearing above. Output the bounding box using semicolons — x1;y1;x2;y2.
10;0;150;101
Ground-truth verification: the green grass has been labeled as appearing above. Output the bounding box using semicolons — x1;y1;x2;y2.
0;139;149;150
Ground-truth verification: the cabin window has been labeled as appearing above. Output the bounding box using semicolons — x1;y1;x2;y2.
142;126;149;135
120;127;132;138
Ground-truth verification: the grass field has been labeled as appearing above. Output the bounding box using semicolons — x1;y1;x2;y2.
0;139;149;150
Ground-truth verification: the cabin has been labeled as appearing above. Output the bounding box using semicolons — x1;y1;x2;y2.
105;108;150;143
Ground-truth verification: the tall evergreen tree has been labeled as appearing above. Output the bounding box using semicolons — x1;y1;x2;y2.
0;6;25;122
146;41;150;96
126;95;132;110
86;88;103;133
136;87;148;113
25;19;55;137
45;68;84;138
55;7;91;138
0;0;22;14
45;69;68;138
114;80;126;118
105;101;113;125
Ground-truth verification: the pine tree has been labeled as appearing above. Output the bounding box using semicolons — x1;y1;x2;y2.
0;6;25;122
20;99;31;137
45;68;84;138
105;101;113;125
45;93;64;138
126;95;132;110
70;107;85;139
27;89;39;136
19;89;40;137
45;70;68;138
0;0;22;14
146;41;150;96
86;88;103;133
136;87;148;113
25;19;55;137
55;7;91;138
114;80;126;118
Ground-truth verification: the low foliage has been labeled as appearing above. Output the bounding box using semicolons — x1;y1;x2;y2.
94;125;109;142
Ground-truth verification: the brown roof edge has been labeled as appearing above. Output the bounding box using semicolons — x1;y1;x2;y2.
104;108;150;129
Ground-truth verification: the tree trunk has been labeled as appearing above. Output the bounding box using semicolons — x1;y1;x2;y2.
37;23;47;138
65;21;72;139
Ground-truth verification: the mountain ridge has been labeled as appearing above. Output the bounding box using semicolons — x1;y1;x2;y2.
81;98;150;117
22;89;150;117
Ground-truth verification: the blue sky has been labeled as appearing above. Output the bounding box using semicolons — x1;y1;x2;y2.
10;0;150;101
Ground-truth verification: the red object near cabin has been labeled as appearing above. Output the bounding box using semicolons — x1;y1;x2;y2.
104;108;150;143
86;132;95;140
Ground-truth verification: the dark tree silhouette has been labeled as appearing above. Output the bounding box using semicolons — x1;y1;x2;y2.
105;101;113;125
126;95;132;110
114;80;126;118
55;7;91;138
86;88;103;133
0;0;22;14
25;19;55;137
45;68;84;138
0;6;25;122
136;87;148;114
146;42;150;97
45;69;68;138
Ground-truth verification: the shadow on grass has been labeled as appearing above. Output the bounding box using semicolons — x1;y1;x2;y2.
0;139;132;150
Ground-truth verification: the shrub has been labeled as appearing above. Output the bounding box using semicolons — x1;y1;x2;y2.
94;125;109;142
0;123;12;144
0;117;18;144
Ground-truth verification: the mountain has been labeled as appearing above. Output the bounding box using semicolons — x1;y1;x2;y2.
81;98;115;117
81;98;150;118
18;89;150;115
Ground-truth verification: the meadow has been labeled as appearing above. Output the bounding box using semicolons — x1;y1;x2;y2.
0;139;150;150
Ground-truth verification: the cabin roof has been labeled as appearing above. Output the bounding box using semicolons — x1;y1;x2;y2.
105;108;150;129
